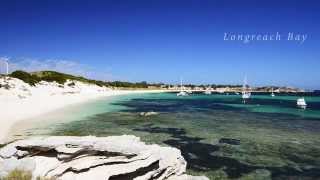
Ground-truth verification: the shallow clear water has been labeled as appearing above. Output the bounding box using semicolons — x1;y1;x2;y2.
17;92;320;179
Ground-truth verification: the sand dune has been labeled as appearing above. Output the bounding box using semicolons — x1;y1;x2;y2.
0;77;166;143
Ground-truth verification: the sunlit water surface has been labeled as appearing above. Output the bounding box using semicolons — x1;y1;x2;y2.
12;92;320;179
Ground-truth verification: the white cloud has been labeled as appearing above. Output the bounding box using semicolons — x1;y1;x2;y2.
1;57;114;81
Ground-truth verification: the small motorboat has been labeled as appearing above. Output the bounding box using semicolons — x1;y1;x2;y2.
297;97;307;109
242;92;251;99
204;90;212;95
177;91;188;96
204;87;212;95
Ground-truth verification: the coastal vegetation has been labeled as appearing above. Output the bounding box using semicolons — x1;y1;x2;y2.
9;70;151;88
7;70;242;89
10;71;40;86
2;169;57;180
2;169;32;180
10;70;104;86
7;70;304;92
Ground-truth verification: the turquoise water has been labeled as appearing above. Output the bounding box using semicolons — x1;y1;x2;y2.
20;92;320;179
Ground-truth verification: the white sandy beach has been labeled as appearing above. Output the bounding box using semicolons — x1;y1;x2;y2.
0;77;167;144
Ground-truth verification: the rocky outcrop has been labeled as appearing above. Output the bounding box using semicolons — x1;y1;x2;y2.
139;111;159;117
0;135;208;180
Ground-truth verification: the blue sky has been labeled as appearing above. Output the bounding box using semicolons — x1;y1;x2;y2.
0;0;319;89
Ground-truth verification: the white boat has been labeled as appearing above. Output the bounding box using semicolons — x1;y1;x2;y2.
217;89;225;94
177;78;188;96
204;90;212;95
297;97;307;109
186;90;193;94
271;87;275;97
242;76;251;100
204;87;212;95
242;92;251;99
177;91;188;96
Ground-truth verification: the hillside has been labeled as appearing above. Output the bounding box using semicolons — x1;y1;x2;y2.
8;70;106;87
6;70;305;92
9;70;150;88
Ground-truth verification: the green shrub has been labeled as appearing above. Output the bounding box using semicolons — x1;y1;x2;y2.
10;71;40;86
10;71;69;85
3;169;32;180
9;70;154;88
40;74;66;84
67;82;75;87
36;176;57;180
2;169;57;180
32;71;80;85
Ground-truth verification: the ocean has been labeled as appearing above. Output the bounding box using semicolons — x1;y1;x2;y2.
15;92;320;179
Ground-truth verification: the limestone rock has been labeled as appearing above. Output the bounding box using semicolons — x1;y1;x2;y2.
139;111;159;117
0;135;207;180
168;175;210;180
0;144;17;158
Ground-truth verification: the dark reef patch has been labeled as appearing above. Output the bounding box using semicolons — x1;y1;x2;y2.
134;125;320;179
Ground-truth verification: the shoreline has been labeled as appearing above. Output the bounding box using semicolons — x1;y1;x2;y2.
1;89;168;144
0;77;170;144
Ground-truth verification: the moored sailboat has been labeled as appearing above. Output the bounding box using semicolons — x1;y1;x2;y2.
177;78;188;96
297;97;307;109
242;76;251;100
204;86;212;95
271;87;275;97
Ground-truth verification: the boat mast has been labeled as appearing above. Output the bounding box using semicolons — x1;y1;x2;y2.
243;76;247;93
180;77;183;92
